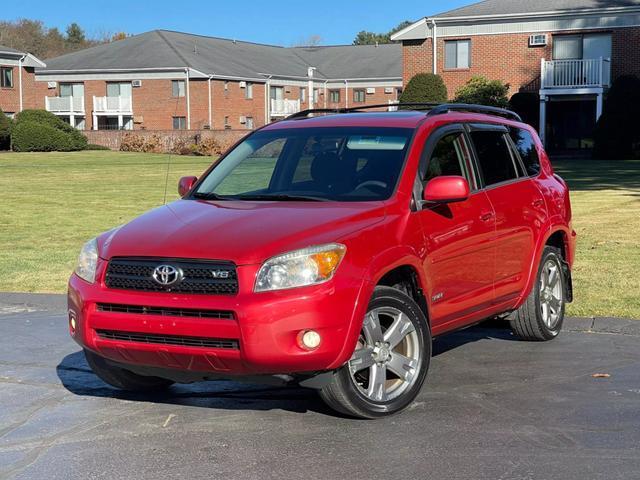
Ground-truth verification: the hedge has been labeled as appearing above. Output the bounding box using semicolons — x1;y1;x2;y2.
399;73;448;105
11;121;80;152
11;109;87;151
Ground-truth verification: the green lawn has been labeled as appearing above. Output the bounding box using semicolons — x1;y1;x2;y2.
0;151;638;319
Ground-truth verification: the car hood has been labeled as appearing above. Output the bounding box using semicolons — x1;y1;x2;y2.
99;199;386;265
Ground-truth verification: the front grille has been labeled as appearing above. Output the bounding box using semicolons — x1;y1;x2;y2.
105;258;238;295
96;329;239;349
96;303;234;320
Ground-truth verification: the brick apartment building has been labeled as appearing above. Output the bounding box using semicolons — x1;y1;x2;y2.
392;0;640;154
19;30;402;132
0;45;46;117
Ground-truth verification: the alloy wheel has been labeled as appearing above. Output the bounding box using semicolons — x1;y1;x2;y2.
348;306;421;402
539;259;563;329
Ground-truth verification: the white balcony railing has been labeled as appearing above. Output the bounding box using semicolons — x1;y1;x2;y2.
93;95;133;114
541;57;611;89
270;98;301;117
45;96;85;114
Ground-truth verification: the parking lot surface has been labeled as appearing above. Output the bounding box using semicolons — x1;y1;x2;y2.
1;294;639;480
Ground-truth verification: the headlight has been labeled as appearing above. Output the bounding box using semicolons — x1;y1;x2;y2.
255;243;346;292
75;238;98;283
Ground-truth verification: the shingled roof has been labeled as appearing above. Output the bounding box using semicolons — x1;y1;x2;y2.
40;30;401;81
433;0;640;18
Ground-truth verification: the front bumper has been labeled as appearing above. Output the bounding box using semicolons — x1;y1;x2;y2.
68;259;367;376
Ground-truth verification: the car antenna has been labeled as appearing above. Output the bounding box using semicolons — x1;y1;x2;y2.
163;80;183;205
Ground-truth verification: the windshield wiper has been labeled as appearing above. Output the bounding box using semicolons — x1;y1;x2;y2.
192;192;233;201
235;193;327;202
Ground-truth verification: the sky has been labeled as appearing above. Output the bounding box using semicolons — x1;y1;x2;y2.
3;0;473;46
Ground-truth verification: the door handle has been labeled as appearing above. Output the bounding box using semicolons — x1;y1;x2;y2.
532;198;544;208
479;211;494;222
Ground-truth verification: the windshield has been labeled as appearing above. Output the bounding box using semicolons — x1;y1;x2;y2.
193;127;413;202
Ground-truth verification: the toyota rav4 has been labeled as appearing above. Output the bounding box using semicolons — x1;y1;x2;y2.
68;104;576;418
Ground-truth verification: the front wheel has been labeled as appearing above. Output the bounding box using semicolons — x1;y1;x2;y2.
320;286;431;419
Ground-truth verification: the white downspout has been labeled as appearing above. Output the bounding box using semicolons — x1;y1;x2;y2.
344;80;349;108
18;55;26;111
185;68;191;130
307;67;315;110
208;75;213;128
265;75;272;124
431;20;438;75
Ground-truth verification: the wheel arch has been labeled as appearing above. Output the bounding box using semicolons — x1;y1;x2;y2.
516;224;574;308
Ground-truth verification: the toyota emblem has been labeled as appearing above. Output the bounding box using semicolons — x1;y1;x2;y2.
152;265;183;287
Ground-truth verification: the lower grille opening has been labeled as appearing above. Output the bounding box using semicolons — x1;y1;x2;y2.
96;303;234;320
96;329;239;350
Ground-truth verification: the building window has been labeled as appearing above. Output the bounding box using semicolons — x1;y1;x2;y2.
246;117;254;129
172;116;186;130
1;67;13;88
224;116;230;129
313;89;319;104
245;82;253;99
329;90;340;103
444;39;471;69
353;89;366;103
172;80;185;97
300;87;306;103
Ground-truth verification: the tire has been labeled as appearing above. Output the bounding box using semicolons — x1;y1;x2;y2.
509;246;566;341
84;349;174;392
320;286;431;419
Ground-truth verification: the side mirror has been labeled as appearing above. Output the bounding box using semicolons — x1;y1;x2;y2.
423;176;470;204
178;176;198;197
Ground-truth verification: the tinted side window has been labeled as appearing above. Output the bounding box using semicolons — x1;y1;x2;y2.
471;131;518;186
425;132;473;184
509;128;541;176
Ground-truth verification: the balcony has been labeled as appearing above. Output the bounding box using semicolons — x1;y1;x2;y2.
541;58;611;90
270;99;300;117
45;96;85;114
93;95;133;114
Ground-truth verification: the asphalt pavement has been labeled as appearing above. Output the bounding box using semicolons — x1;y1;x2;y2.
1;293;639;480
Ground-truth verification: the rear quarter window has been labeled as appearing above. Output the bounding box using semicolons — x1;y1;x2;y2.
509;128;541;176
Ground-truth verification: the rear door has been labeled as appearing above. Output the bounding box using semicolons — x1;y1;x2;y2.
468;125;547;306
416;125;496;330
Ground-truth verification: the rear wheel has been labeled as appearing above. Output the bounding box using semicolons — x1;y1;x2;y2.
84;349;174;392
510;246;566;341
320;286;431;419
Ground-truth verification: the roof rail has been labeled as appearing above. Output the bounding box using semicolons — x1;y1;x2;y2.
427;103;522;122
285;102;522;122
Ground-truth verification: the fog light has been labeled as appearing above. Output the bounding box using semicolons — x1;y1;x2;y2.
298;330;321;350
69;311;77;336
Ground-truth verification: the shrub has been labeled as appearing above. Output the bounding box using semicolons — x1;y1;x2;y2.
593;75;640;160
0;109;13;150
11;122;75;152
454;76;510;108
120;133;163;153
399;73;447;104
509;92;539;130
11;109;87;151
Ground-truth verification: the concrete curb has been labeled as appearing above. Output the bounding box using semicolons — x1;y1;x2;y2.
1;292;639;336
564;316;640;336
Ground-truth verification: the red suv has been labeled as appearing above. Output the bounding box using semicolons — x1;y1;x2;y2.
69;104;576;418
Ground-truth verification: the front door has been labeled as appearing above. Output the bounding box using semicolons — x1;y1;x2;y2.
416;125;496;331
